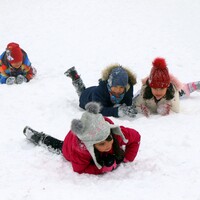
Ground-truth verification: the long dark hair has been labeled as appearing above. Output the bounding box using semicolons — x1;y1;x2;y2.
94;132;125;166
143;79;175;101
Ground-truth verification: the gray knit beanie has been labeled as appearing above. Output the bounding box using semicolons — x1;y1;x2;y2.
71;102;128;169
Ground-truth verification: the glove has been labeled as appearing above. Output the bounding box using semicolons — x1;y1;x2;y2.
123;158;129;163
16;75;27;84
102;154;116;167
101;154;117;173
6;76;16;85
140;104;150;117
101;161;117;173
157;103;171;116
118;104;137;118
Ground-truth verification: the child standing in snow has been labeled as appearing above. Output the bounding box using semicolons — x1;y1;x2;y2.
64;64;137;118
134;57;200;117
23;102;141;175
0;42;36;85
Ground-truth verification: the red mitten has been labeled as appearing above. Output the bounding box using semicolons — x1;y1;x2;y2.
157;103;171;115
101;161;117;173
123;158;129;163
140;104;150;117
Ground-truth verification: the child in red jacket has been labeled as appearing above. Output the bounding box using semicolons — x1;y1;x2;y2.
23;102;141;175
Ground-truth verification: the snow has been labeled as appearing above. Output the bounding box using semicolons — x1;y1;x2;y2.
1;0;200;199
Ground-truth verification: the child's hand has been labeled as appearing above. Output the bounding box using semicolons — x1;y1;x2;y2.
118;104;137;118
101;160;117;173
157;103;171;115
16;75;27;84
140;104;150;117
6;76;16;85
123;158;129;163
101;154;117;173
102;154;115;167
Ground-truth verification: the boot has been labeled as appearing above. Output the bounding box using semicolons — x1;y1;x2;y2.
23;126;63;154
23;126;46;145
186;81;200;93
64;66;80;81
181;81;200;97
65;66;86;97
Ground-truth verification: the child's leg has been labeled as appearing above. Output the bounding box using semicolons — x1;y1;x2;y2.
42;135;63;154
23;126;63;154
185;81;200;93
72;78;86;97
179;81;200;98
64;67;86;97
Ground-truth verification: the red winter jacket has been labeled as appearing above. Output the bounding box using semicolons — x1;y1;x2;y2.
62;117;141;174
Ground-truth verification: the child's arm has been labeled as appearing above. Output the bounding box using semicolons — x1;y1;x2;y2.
21;64;35;81
170;87;180;113
71;154;116;175
134;85;151;117
120;126;141;162
0;65;9;84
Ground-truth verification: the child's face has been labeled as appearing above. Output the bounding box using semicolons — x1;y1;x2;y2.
151;87;168;100
110;86;125;97
94;139;113;152
11;61;22;69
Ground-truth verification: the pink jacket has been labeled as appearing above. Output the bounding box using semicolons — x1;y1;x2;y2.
62;117;141;174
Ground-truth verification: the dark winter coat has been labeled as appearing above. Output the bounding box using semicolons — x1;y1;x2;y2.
79;64;137;117
62;117;141;174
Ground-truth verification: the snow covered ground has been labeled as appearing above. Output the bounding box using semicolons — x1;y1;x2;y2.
1;0;200;199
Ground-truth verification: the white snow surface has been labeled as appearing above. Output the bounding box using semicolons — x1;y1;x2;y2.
1;0;200;199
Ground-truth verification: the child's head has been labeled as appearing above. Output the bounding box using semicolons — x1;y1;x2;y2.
108;66;128;95
148;57;170;100
94;134;114;153
71;102;128;169
6;42;23;68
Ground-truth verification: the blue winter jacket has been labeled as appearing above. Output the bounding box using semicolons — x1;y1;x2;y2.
79;80;134;117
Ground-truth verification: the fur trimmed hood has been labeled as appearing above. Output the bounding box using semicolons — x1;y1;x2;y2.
101;63;137;86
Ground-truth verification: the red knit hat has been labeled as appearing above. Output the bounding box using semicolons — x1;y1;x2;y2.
148;57;170;88
6;42;23;64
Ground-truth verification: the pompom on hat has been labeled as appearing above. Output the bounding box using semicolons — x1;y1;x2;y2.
6;42;23;64
71;102;128;169
148;57;170;88
108;66;128;87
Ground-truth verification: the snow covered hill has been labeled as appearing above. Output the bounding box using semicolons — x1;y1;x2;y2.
1;0;200;199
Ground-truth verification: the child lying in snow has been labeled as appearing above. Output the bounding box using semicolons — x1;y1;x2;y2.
64;64;137;118
134;57;200;117
23;102;141;175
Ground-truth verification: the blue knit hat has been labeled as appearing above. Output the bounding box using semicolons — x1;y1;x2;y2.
108;67;128;87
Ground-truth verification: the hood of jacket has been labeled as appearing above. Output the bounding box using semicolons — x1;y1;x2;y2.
101;63;137;86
